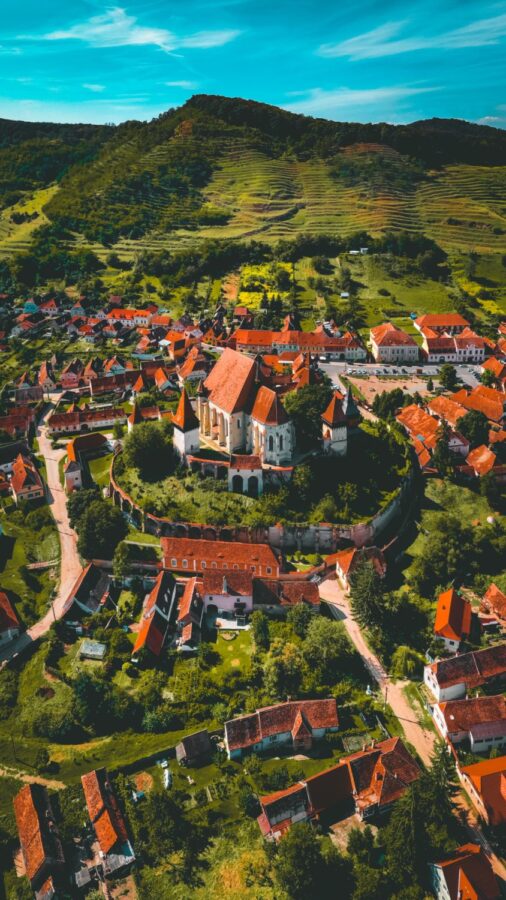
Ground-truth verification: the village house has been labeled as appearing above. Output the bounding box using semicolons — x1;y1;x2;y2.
0;440;30;475
481;582;506;625
433;588;472;652
232;327;367;361
106;307;153;327
161;536;281;577
0;591;20;645
396;404;469;469
433;695;506;751
424;644;506;702
176;729;213;767
13;783;66;899
47;405;126;436
176;576;204;650
429;843;500;900
62;563;110;617
132;570;178;658
252;576;320;614
257;737;419;840
451;384;506;425
481;356;506;391
225;699;339;760
0;410;33;440
10;453;45;504
465;444;505;479
63;432;109;492
419;326;485;364
37;361;56;392
81;768;135;878
414;313;470;335
459;756;506;826
60;358;83;390
369;323;419;363
427;394;468;430
325;546;386;592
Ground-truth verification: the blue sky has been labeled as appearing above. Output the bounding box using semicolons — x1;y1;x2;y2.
1;0;506;126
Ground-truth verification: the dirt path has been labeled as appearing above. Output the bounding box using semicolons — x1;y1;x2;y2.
0;406;83;662
318;577;436;765
0;763;65;790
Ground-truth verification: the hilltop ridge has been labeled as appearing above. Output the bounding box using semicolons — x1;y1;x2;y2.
0;94;506;255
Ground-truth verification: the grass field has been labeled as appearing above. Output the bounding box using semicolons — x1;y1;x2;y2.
0;503;60;627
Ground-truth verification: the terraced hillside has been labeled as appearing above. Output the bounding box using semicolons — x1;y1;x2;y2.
1;95;506;259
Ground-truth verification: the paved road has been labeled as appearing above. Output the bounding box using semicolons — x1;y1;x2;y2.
319;577;436;766
0;407;82;662
319;577;506;878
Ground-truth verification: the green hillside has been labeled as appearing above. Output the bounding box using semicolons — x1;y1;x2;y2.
1;95;506;259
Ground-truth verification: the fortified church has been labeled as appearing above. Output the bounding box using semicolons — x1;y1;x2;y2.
171;348;359;495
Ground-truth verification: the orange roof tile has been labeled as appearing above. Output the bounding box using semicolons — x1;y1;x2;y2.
434;588;472;642
466;444;497;476
460;756;506;826
172;389;199;431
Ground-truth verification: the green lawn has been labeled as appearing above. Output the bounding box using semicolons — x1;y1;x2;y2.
210;630;254;677
0;504;60;627
88;452;113;488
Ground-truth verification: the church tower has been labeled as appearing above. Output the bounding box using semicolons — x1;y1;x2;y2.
321;392;348;456
172;389;200;461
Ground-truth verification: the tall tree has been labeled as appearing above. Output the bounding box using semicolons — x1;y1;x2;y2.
350;560;386;629
456;409;489;449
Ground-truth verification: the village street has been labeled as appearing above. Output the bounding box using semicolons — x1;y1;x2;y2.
0;406;82;662
319;575;506;881
318;576;436;765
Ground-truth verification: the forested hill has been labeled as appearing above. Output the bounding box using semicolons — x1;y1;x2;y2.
1;95;506;253
184;95;506;166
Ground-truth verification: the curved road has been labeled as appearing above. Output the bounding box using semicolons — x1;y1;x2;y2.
319;576;506;882
0;407;82;662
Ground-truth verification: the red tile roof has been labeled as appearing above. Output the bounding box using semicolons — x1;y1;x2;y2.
251;386;289;425
434;588;472;642
204;348;256;414
428;644;506;691
452;385;505;423
259;737;419;832
253;577;320;607
202;571;253;596
322;392;347;426
226;699;339;752
0;591;19;632
370;322;417;347
10;453;43;496
161;537;280;574
427;394;468;429
481;583;506;621
13;784;63;884
416;313;470;329
434;843;500;900
172;389;199;431
460;756;506;825
326;546;386;581
439;695;506;733
466;444;497;476
81;769;129;855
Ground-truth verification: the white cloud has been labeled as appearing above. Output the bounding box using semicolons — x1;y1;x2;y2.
82;83;105;92
0;44;21;55
165;80;198;89
284;85;438;118
318;13;506;60
21;7;240;54
179;30;239;48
